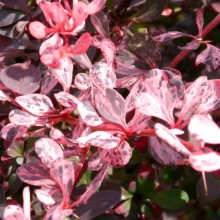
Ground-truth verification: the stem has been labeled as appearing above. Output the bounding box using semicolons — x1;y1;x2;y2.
168;13;220;68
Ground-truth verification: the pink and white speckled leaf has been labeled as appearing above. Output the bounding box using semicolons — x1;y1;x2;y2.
17;162;55;186
88;151;105;171
40;72;58;95
1;123;28;140
9;109;43;126
86;0;106;14
90;61;116;88
100;39;116;66
74;73;91;90
50;158;75;202
4;205;26;220
196;9;204;37
102;140;132;167
54;91;79;108
15;94;55;116
189;115;220;144
76;131;120;149
77;101;104;126
189;148;220;172
50;58;73;92
95;88;127;127
35;138;64;168
155;123;191;156
35;189;55;206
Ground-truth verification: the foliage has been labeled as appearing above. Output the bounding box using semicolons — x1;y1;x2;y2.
1;0;220;219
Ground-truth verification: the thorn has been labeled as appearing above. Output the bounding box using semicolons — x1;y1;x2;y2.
202;171;208;196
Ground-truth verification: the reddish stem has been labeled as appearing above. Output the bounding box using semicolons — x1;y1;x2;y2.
168;13;220;68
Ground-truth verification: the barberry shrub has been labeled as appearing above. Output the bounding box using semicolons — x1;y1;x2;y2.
1;0;220;219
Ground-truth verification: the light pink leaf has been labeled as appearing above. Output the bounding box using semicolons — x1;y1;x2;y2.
29;21;52;39
155;123;191;156
102;140;132;167
90;12;110;37
189;148;220;172
189;115;220;144
40;72;58;95
50;158;75;201
74;73;91;90
100;39;116;66
152;31;193;42
149;137;187;165
86;0;106;14
77;101;104;126
196;44;220;72
88;151;105;171
4;205;26;220
196;9;204;37
94;88;127;127
35;138;64;168
9;109;42;126
50;58;73;92
1;123;28;140
54;91;79;108
76;131;120;149
22;186;31;220
15;94;55;116
69;32;91;54
90;61;116;88
70;53;92;69
35;189;55;206
17;162;55;186
178;40;200;50
76;166;108;205
0;90;11;101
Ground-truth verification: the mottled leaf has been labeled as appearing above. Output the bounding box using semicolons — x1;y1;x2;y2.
100;39;116;66
196;9;204;37
86;0;107;14
35;189;55;206
54;91;79;108
74;73;91;90
4;205;26;220
88;151;105;171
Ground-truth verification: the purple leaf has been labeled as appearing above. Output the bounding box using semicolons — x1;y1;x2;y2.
50;159;75;201
196;44;220;72
189;148;220;172
77;101;104;126
155;123;191;156
94;88;127;127
4;205;26;220
76;131;120;149
9;109;42;126
35;138;64;168
1;123;28;140
15;94;55;116
188;115;220;144
90;61;116;88
0;61;41;95
149;137;187;165
17;162;55;186
102;140;132;167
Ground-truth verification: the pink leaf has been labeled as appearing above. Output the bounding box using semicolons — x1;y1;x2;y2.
69;32;91;54
1;123;28;140
155;123;191;156
29;21;52;39
100;39;116;66
35;189;55;206
152;31;193;42
196;44;220;72
90;61;116;88
88;151;105;171
35;138;64;168
102;140;132;167
74;73;91;90
94;88;127;127
189;148;220;172
49;58;73;92
76;131;120;149
54;91;79;108
77;101;104;126
22;187;31;220
196;9;204;37
86;0;106;14
4;205;26;220
9;109;42;126
17;162;55;186
50;158;75;201
188;115;220;144
178;40;200;50
0;90;11;101
40;72;58;95
15;94;55;116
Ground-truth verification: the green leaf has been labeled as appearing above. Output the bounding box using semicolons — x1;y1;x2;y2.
150;189;189;210
134;0;168;22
